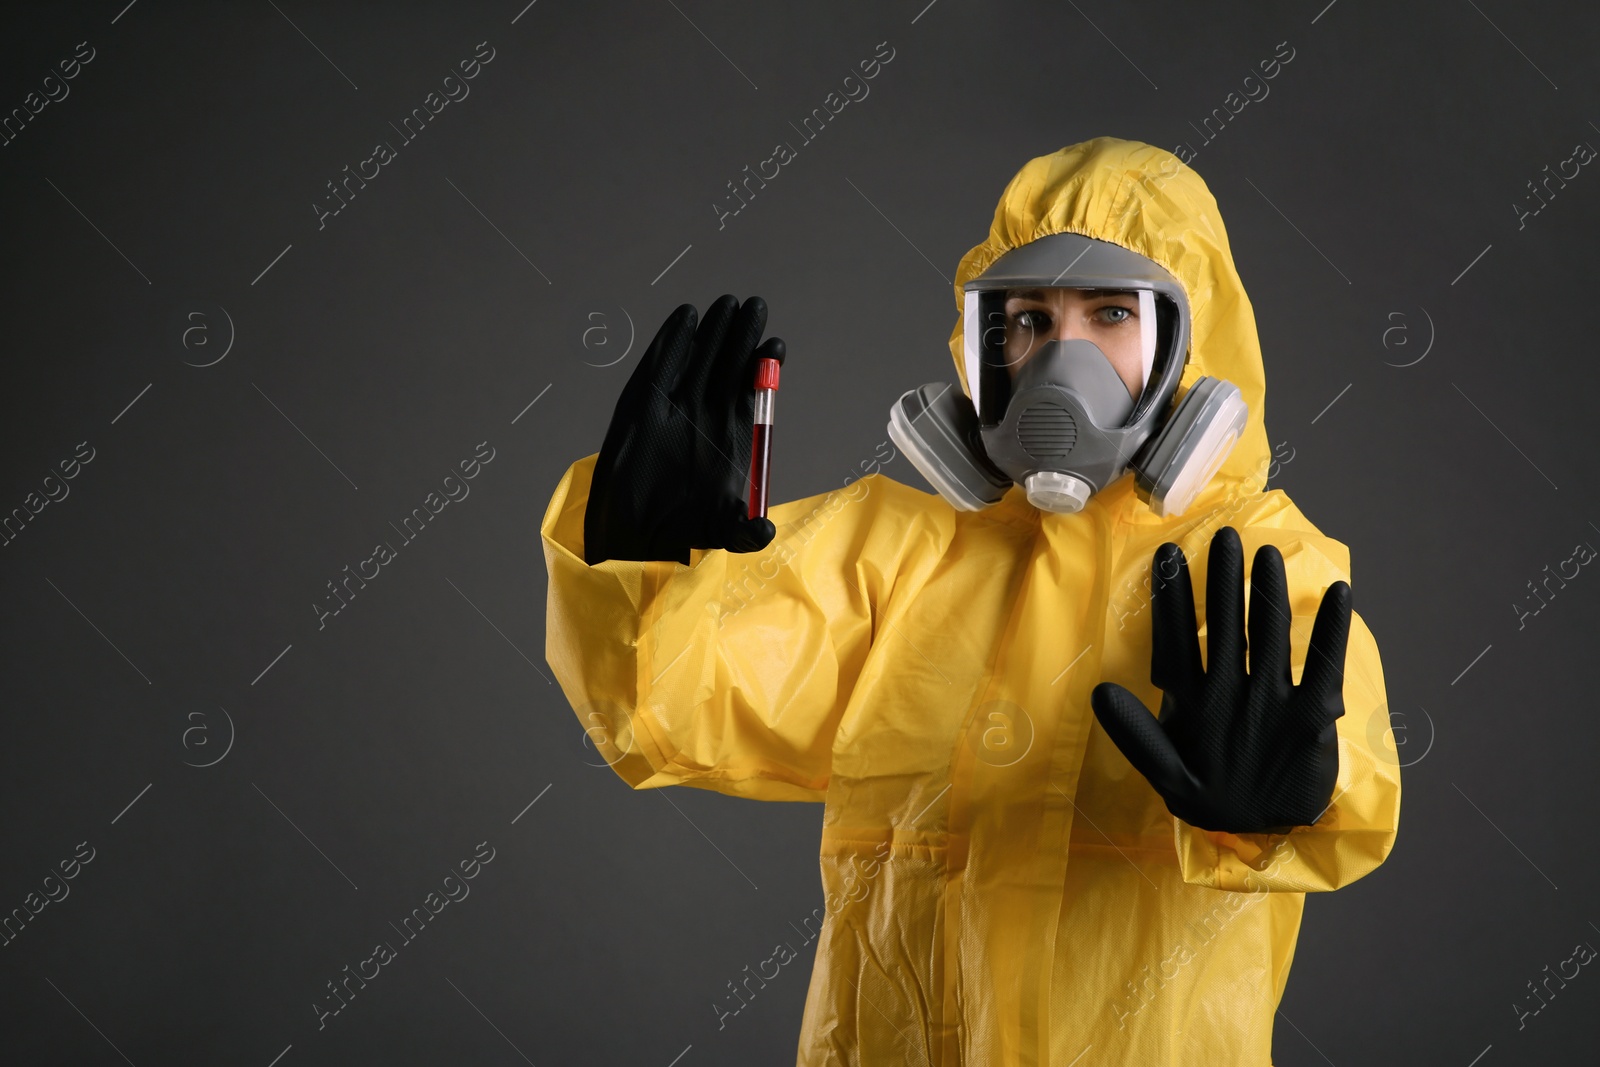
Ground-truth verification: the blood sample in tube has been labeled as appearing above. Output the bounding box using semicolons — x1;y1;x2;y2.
747;356;780;520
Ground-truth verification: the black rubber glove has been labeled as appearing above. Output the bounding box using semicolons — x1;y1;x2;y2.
1090;526;1351;834
584;294;785;566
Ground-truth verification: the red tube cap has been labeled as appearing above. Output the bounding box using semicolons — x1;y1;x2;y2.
753;357;781;391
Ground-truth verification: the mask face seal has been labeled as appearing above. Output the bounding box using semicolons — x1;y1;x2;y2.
889;232;1248;517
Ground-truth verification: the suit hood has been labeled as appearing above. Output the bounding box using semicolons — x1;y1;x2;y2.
947;138;1271;510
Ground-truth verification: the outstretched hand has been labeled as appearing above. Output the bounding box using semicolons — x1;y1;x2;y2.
584;295;785;565
1090;526;1350;835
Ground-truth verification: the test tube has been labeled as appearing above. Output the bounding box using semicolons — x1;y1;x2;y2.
747;356;781;519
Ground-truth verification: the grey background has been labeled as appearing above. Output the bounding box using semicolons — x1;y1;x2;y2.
1;1;1596;1063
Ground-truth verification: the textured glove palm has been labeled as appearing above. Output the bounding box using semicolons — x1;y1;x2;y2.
1091;526;1351;835
584;294;784;566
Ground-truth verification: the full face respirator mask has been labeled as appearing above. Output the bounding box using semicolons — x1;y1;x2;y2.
887;232;1248;517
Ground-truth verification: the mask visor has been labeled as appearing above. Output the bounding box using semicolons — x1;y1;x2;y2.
964;287;1176;427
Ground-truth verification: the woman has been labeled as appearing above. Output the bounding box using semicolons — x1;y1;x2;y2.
541;137;1400;1065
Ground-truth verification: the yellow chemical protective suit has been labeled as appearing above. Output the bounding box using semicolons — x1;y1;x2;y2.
541;137;1401;1066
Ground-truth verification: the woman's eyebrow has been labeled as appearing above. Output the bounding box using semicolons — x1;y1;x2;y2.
1006;288;1049;302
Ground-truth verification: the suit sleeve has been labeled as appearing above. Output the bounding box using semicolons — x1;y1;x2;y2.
541;453;915;802
1173;527;1403;892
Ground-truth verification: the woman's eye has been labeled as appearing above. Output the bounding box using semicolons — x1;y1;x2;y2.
1011;310;1051;333
1097;306;1134;325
